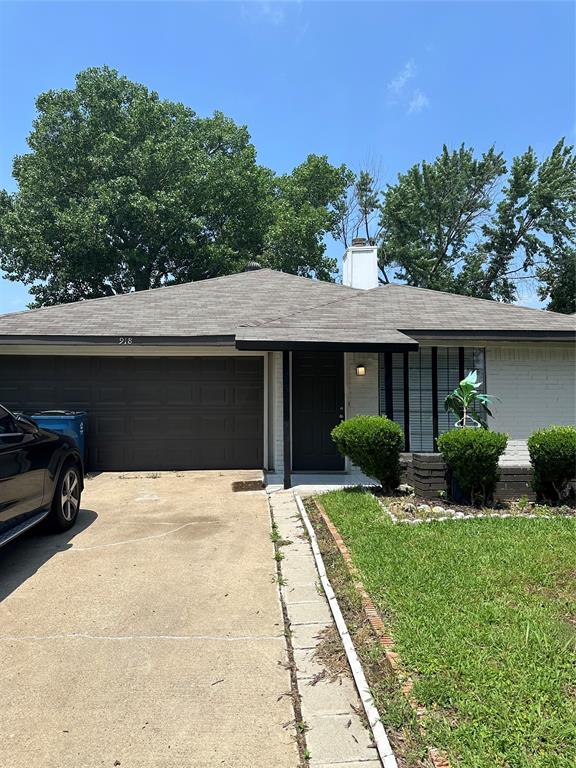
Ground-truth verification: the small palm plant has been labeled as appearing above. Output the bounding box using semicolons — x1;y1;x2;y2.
444;370;494;428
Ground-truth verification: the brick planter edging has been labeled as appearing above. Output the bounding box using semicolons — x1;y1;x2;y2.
313;497;450;768
412;452;538;502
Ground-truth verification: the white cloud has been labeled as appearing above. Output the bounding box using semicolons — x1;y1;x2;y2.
241;1;287;26
387;60;416;95
407;89;430;115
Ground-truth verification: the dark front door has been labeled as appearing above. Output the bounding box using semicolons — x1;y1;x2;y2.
0;356;263;471
292;351;344;471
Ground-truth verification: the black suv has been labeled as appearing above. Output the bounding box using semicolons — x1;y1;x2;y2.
0;404;83;547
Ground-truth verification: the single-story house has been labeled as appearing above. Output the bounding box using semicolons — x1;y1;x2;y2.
0;240;574;487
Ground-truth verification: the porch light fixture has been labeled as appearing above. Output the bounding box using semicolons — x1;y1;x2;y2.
356;364;367;377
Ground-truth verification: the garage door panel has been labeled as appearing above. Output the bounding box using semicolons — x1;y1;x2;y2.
229;439;262;467
131;413;166;438
201;384;235;406
165;384;194;405
25;383;59;405
59;385;91;406
199;439;236;467
235;384;263;405
201;357;231;375
0;355;263;471
199;413;230;434
94;415;129;437
235;414;263;434
92;442;132;471
0;384;21;406
163;414;195;436
95;385;130;407
234;357;262;376
131;382;165;406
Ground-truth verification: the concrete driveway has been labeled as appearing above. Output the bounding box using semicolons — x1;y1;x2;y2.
0;471;299;768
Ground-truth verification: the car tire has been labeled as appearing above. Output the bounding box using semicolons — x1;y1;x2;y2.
49;462;82;532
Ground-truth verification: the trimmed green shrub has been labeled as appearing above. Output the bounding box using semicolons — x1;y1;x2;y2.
437;428;508;506
527;425;576;503
331;415;404;491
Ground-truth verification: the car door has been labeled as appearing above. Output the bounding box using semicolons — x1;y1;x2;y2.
0;406;47;528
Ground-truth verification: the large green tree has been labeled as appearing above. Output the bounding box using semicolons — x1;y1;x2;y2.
0;67;350;306
537;249;576;314
376;141;576;310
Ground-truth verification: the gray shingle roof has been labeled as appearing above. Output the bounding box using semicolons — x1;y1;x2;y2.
246;282;576;341
0;269;573;346
0;269;360;339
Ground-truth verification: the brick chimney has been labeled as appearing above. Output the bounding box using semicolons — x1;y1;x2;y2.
342;238;379;289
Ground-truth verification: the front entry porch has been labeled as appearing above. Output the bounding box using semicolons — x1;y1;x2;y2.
279;348;417;490
273;345;532;490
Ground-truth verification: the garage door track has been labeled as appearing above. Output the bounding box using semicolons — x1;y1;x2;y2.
0;471;298;768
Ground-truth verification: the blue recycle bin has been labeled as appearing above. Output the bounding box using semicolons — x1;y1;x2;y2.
29;410;87;465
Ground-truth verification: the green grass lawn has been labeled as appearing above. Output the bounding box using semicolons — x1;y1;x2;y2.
319;489;576;768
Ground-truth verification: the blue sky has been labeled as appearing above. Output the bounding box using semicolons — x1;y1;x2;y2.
0;0;574;312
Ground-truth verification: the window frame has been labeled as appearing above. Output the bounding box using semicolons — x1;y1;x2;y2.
379;346;486;452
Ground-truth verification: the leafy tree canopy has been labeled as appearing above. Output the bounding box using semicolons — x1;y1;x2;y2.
536;249;576;314
340;142;576;312
0;67;351;306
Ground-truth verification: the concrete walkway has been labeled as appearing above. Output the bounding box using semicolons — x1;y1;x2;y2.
0;471;299;768
270;491;382;768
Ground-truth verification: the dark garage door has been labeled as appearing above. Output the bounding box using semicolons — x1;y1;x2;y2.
0;355;264;471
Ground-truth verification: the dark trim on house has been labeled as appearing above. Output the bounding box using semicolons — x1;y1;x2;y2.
403;351;410;452
384;351;393;419
2;329;573;348
431;346;439;447
282;350;292;490
458;346;465;380
404;330;575;341
0;335;237;346
236;340;419;352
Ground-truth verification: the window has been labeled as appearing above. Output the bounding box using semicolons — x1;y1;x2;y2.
379;347;486;451
0;406;16;435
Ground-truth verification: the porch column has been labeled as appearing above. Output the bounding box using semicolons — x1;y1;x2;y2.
282;350;292;489
431;346;439;447
403;351;411;452
383;351;393;419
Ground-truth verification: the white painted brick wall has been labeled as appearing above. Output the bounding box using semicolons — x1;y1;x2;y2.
343;352;379;474
487;344;576;439
345;352;379;417
269;350;284;472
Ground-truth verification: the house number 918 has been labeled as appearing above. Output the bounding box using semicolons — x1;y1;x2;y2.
118;337;133;345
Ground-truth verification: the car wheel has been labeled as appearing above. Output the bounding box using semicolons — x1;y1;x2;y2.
50;463;82;531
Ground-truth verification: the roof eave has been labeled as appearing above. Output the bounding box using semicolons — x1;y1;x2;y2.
405;329;576;341
235;339;419;352
0;334;237;346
